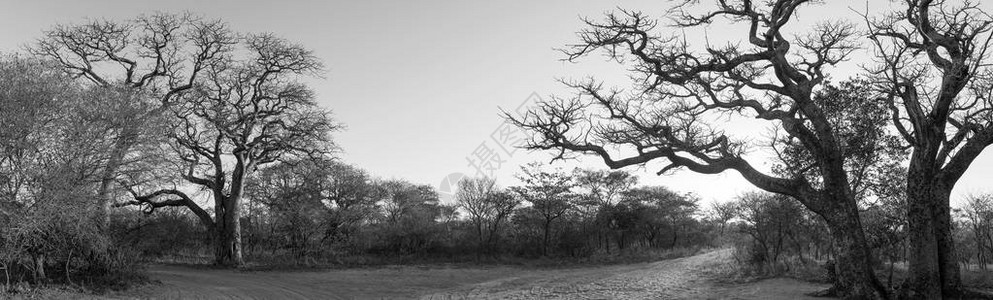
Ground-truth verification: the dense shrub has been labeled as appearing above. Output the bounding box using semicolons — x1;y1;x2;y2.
123;163;718;266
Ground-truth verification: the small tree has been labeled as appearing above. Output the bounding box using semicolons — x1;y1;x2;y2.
710;201;737;236
247;160;326;254
959;194;993;271
373;179;443;254
572;169;637;253
621;186;699;249
573;168;637;208
732;192;810;267
510;163;575;256
246;159;376;255
455;177;519;254
320;161;377;244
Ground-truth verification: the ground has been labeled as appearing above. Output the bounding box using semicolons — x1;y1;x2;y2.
420;250;830;300
25;250;833;299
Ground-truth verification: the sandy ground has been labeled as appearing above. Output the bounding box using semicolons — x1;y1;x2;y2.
92;250;831;299
421;250;830;300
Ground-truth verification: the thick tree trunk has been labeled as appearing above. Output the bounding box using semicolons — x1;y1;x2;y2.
213;198;244;267
935;195;961;298
823;207;888;300
906;177;961;299
213;159;249;267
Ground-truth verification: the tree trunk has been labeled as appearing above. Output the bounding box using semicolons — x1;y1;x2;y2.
212;159;250;267
213;198;244;266
671;227;679;248
542;218;553;257
487;216;506;251
823;207;888;300
906;178;961;299
32;253;46;282
96;134;132;229
935;196;961;298
476;220;485;252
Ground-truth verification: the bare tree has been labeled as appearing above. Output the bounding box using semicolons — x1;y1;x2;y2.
959;194;993;271
456;176;498;249
118;33;337;266
572;169;637;253
620;186;699;249
710;201;737;236
373;179;444;254
0;56;146;282
864;0;993;297
506;1;889;298
510;163;575;257
456;177;519;253
573;169;637;208
377;179;439;225
319;161;377;244
31;13;236;228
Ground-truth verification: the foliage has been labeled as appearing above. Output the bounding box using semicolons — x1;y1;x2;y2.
956;194;993;271
0;56;145;292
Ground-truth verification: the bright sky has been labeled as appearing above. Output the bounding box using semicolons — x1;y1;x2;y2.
2;0;990;206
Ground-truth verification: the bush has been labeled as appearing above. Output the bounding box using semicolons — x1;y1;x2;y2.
1;207;148;293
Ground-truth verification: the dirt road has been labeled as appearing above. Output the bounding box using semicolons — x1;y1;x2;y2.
123;250;830;299
422;250;830;300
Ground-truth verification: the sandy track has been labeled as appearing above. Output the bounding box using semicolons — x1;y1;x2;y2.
422;250;830;300
125;250;831;299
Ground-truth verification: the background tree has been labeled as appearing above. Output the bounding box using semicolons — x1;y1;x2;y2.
573;169;637;208
372;179;443;255
958;194;993;271
455;177;519;255
733;192;808;268
709;201;737;236
510;163;575;257
724;192;831;277
573;168;636;253
319;161;377;246
865;1;993;297
506;1;889;297
620;186;699;249
245;160;326;255
119;33;337;266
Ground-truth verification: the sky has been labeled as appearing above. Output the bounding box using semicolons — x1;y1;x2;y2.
1;0;991;206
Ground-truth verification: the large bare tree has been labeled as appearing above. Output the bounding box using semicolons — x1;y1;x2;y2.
865;0;993;298
507;1;890;298
31;13;236;228
119;33;337;266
